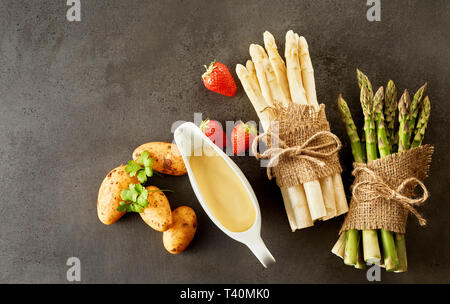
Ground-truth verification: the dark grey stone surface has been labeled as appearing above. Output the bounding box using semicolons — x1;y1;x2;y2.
0;0;449;283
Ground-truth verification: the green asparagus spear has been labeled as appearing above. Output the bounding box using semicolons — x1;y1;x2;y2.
395;233;408;272
338;95;366;163
357;69;374;97
408;83;428;140
380;230;399;271
373;86;399;271
374;86;390;158
398;90;412;151
337;95;365;265
395;89;417;272
360;129;367;161
360;86;378;162
384;80;397;150
392;130;399;153
344;229;360;266
360;84;381;264
354;240;366;270
411;96;431;148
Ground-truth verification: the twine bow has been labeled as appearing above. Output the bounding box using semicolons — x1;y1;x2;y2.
352;166;429;226
251;130;341;180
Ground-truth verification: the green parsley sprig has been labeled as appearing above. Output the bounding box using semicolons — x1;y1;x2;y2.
119;150;174;214
125;151;153;183
117;184;149;213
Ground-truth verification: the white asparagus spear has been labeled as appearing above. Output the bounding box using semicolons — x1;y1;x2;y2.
246;60;260;90
286;30;326;220
303;180;326;220
332;173;349;216
250;44;284;103
236;63;271;130
331;232;346;259
297;34;338;219
246;60;261;91
249;44;274;107
259;46;285;105
237;61;313;230
281;186;313;229
263;31;291;106
297;35;319;110
319;175;337;220
280;189;298;231
285;30;308;105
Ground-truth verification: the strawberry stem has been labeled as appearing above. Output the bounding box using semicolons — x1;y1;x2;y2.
202;61;216;79
238;121;257;135
200;118;210;131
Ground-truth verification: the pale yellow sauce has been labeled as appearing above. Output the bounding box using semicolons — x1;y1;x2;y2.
189;152;256;232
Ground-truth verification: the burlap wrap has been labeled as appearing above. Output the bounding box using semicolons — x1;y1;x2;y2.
340;145;434;234
253;103;342;188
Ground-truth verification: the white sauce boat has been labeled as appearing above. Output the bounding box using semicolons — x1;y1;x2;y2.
174;122;276;268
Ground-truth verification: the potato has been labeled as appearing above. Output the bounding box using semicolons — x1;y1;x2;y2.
163;206;197;254
97;165;138;225
133;142;186;176
140;186;173;232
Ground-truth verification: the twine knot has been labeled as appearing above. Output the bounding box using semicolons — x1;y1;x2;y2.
352;166;429;226
251;130;341;180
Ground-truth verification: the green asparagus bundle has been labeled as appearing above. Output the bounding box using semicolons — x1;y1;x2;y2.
332;70;431;272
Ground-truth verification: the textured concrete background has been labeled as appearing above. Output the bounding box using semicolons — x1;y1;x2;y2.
0;0;449;283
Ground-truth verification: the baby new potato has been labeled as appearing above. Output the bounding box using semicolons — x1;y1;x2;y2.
140;186;173;232
163;206;197;254
97;165;138;225
133;142;186;176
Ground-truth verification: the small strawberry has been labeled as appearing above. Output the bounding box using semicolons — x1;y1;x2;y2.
200;119;227;149
202;61;237;97
231;121;258;155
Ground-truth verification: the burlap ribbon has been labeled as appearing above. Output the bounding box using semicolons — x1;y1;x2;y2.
352;166;429;226
252;130;341;180
251;103;343;187
340;145;434;234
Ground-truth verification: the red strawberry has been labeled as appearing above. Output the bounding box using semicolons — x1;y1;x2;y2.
231;121;258;155
200;119;227;149
202;61;237;97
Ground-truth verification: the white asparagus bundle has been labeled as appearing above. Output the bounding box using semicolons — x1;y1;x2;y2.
236;30;348;230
